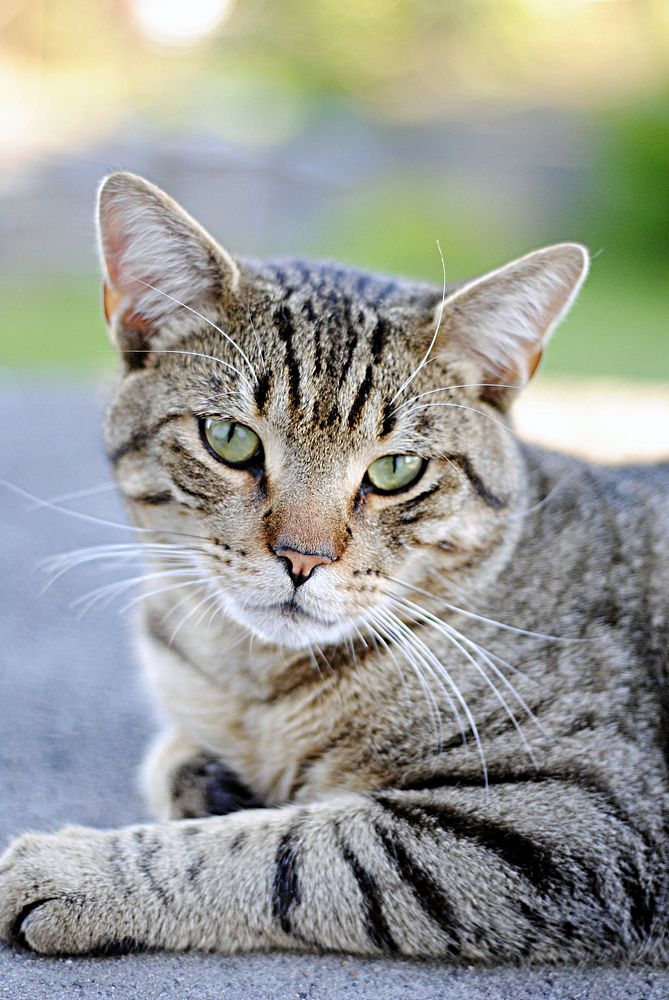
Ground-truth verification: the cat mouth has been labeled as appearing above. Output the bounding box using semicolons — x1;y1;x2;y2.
229;597;353;648
262;600;338;627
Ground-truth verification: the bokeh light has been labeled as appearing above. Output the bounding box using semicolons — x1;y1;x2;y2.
131;0;235;47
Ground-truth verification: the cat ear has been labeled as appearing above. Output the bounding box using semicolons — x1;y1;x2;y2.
436;243;588;407
96;172;239;359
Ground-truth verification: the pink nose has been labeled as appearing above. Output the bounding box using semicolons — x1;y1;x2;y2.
273;547;334;586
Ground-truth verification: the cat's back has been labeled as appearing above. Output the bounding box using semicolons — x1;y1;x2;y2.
519;445;669;645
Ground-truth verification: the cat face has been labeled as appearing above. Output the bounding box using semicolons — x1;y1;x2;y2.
98;173;588;650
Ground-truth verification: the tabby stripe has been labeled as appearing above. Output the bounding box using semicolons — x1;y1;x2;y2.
380;402;396;437
185;851;207;884
377;792;654;938
108;413;184;463
370;317;389;362
343;324;358;372
397;765;654;907
313;318;323;376
399;483;441;513
166;442;222;502
399;766;656;848
327;403;341;426
337;835;398;953
254;372;271;412
377;280;399;301
443;453;506;509
347;363;374;429
107;835;132;902
274;305;301;403
620;857;655;937
272;828;302;934
374;823;460;954
375;795;562;893
229;831;248;855
169;476;215;505
355;273;370;296
132;829;172;908
127;491;174;506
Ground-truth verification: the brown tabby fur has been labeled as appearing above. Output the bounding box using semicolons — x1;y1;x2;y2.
1;172;668;963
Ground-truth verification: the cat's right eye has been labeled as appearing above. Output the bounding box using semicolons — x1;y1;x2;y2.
201;418;262;468
365;454;426;494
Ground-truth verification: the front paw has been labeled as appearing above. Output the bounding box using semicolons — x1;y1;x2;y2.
142;729;264;820
172;756;265;819
0;827;133;955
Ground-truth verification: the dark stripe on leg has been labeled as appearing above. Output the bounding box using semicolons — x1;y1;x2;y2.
375;795;562;892
338;835;398;953
374;822;460;954
272;828;302;934
132;829;172;909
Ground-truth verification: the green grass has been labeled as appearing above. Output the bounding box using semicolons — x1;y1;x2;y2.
0;278;115;371
541;268;669;380
0;268;666;381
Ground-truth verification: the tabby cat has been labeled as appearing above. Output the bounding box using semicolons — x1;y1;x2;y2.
1;172;668;962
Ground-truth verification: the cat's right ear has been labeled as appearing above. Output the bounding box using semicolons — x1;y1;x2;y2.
96;172;239;361
433;243;589;409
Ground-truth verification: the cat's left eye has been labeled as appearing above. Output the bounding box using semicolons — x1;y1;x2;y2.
365;454;426;494
201;418;262;467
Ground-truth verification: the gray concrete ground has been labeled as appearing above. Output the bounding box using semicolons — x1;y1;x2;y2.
1;378;668;999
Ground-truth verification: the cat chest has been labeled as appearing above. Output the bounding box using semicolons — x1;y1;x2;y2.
147;649;361;804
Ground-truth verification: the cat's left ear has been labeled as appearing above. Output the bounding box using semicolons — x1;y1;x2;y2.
96;171;239;360
435;243;589;408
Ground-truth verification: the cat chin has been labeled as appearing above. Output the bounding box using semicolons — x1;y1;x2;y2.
229;604;356;650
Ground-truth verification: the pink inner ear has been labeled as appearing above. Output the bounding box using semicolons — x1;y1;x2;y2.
103;216;152;299
102;216;156;329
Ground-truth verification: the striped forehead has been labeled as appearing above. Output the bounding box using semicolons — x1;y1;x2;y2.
247;260;431;438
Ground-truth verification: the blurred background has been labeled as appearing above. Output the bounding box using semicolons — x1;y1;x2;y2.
0;0;667;424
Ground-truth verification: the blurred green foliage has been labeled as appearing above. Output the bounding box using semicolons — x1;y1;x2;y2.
586;97;669;275
0;0;667;379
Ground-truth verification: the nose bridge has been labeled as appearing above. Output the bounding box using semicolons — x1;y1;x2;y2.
264;485;349;563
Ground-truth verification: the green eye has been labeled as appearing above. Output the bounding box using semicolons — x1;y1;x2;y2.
202;419;262;466
366;455;425;494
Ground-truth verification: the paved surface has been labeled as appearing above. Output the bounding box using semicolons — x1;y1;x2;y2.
1;377;668;999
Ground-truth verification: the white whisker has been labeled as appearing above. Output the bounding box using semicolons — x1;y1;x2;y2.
382;572;577;643
396;401;514;439
128;275;258;383
394;382;523;414
124;348;253;390
366;607;443;749
40;483;118;506
381;606;488;786
73;568;199;616
0;477;210;543
390;595;543;763
389;239;447;405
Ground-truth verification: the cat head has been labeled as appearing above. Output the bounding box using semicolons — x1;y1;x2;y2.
97;171;588;650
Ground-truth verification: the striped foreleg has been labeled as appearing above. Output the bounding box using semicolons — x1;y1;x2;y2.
0;785;658;959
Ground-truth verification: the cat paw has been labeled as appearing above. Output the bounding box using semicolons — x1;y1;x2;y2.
0;827;128;955
141;730;265;820
171;755;265;819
